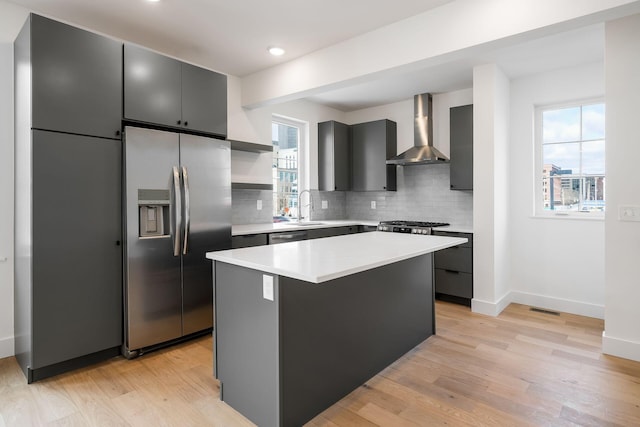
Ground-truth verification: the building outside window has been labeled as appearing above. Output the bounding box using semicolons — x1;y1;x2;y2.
536;100;605;215
272;118;302;221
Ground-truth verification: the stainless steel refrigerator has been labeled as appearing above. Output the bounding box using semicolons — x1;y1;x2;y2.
123;126;231;358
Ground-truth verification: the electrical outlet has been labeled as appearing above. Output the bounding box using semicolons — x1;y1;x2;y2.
371;200;376;209
262;275;274;301
619;205;640;222
322;200;328;209
257;200;262;210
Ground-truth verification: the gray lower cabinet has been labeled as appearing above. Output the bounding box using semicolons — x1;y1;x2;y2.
25;14;122;139
124;44;227;138
318;120;350;191
235;226;361;247
232;233;269;248
351;119;397;191
432;231;473;305
214;254;434;426
450;104;473;190
306;226;357;239
15;131;123;382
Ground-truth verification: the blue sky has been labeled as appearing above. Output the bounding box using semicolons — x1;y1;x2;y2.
542;103;605;175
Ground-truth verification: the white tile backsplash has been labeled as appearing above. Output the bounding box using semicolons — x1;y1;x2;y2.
232;164;473;226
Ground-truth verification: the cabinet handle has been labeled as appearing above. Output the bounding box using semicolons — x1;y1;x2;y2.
115;240;121;246
444;269;460;274
177;120;182;125
184;121;188;127
115;130;121;137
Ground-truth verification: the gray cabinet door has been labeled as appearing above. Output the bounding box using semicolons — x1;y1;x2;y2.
31;15;122;139
31;130;122;369
124;44;182;128
450;104;473;190
182;63;227;137
318;121;350;191
351;120;397;191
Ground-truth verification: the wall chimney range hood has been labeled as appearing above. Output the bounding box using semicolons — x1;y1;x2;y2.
386;93;449;166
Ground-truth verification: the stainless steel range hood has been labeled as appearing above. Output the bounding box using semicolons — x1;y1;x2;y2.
386;93;449;166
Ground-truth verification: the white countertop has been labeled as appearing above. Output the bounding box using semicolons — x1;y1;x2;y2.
207;232;467;283
232;220;471;236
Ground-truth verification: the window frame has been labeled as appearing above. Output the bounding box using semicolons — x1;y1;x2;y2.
533;98;605;219
271;114;308;220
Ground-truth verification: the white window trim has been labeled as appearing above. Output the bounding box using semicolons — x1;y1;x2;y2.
272;114;309;216
533;97;605;219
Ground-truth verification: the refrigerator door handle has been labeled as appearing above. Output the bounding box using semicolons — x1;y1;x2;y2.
182;166;191;255
171;166;182;257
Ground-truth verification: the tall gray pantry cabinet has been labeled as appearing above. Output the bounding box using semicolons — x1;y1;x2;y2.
14;14;123;382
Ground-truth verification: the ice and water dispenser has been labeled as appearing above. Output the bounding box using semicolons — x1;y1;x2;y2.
138;189;170;238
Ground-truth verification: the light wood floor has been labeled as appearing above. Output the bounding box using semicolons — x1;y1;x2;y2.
2;302;639;426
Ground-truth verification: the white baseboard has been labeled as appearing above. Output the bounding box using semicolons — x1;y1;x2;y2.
0;335;14;359
602;331;640;362
471;292;513;317
509;291;604;319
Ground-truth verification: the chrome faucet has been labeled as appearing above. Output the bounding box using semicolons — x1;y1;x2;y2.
298;189;314;221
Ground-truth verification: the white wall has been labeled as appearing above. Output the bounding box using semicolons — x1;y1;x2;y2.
229;86;347;190
471;64;512;316
509;62;606;319
228;75;273;186
0;0;29;361
603;13;640;361
0;44;14;358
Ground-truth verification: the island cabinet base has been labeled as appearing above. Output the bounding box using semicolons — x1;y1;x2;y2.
213;254;435;427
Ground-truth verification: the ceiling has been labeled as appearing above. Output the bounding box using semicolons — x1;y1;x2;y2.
6;0;604;112
308;24;604;111
7;0;452;76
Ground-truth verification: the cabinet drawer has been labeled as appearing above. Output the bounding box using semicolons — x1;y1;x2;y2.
307;226;357;239
432;230;472;247
435;269;473;299
434;246;472;273
232;233;268;248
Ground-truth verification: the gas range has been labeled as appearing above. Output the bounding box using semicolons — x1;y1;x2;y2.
377;220;449;235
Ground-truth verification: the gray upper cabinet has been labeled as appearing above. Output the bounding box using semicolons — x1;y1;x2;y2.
124;44;181;129
318;120;350;191
351;119;397;191
124;44;227;138
450;104;473;190
182;62;227;136
30;14;122;139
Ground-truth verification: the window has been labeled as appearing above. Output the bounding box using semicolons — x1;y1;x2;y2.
272;116;305;221
535;100;605;216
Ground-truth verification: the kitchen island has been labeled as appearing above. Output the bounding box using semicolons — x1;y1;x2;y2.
206;232;466;427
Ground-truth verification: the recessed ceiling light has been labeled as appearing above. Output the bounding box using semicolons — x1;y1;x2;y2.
147;0;160;3
268;46;285;56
